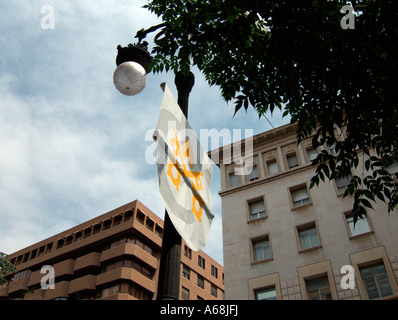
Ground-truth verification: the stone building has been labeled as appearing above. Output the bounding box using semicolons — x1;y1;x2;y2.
211;123;398;300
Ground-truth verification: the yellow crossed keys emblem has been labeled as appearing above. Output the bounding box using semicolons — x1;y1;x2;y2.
166;129;205;222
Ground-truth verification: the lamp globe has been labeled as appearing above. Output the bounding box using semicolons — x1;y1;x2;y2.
113;61;147;96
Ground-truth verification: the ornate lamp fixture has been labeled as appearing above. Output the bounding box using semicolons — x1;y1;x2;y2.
113;43;151;96
113;23;165;96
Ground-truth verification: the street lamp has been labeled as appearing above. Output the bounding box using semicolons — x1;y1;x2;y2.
113;61;147;95
114;24;194;300
113;43;151;95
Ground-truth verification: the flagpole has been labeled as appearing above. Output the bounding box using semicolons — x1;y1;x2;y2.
156;71;195;300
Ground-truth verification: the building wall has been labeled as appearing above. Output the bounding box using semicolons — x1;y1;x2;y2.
181;243;224;300
216;123;398;300
0;200;224;300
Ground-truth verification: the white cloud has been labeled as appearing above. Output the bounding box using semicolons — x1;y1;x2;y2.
0;70;157;250
0;1;166;253
0;1;289;266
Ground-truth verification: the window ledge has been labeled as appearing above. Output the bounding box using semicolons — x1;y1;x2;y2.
291;203;313;211
251;258;273;266
298;245;322;254
336;192;354;198
348;231;374;240
247;216;267;224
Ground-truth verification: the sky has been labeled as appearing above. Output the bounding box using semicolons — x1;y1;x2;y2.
0;0;289;265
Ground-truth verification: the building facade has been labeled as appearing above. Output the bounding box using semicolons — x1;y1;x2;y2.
0;200;224;300
212;123;398;300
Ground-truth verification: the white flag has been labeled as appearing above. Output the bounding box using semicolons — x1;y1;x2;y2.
153;83;214;251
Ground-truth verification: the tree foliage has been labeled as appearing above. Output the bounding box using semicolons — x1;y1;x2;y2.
0;252;15;285
143;0;398;220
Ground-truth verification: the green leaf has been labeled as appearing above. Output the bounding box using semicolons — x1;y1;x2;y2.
362;190;375;201
144;0;398;214
360;198;374;209
365;159;371;171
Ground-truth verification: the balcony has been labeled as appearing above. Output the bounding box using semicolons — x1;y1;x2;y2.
0;286;9;299
43;280;70;300
74;252;101;273
98;293;137;300
100;243;158;269
23;288;45;300
8;277;30;295
68;275;97;295
27;270;44;287
133;220;162;247
95;267;156;293
53;259;75;279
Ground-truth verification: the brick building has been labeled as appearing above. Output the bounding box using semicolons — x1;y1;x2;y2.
0;200;224;300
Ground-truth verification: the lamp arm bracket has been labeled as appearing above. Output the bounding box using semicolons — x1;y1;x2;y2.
135;22;166;43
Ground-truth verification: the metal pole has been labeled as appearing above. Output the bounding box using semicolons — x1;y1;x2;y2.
156;71;195;300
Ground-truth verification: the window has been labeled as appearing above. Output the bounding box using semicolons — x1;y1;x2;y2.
211;265;218;278
297;223;320;251
329;143;337;155
155;225;163;238
181;287;190;300
38;246;45;257
22;252;29;263
102;283;121;298
107;237;125;250
30;249;37;259
211;284;218;297
306;276;332;300
145;218;154;231
45;243;53;253
249;165;258;181
386;161;398;178
197;275;204;289
183;265;190;280
229;172;239;187
64;235;73;246
124;210;134;221
124;259;133;268
14;269;32;281
307;148;318;162
113;214;122;226
83;227;92;239
93;223;101;235
198;255;205;269
56;239;64;249
255;287;277;300
104;260;124;272
131;283;152;300
360;263;393;300
74;232;82;243
21;253;29;264
286;153;299;169
335;174;352;195
249;199;266;220
133;238;154;256
102;219;112;231
252;236;271;262
290;186;311;208
132;260;154;279
345;212;372;237
136;210;145;224
184;245;192;259
267;160;279;175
